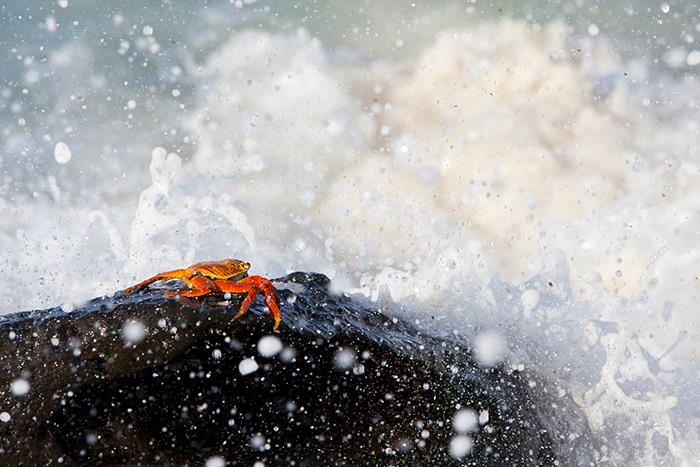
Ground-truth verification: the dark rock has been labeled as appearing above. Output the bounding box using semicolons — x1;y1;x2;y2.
0;272;593;465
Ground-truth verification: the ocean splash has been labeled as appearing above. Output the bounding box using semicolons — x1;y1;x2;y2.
1;18;699;465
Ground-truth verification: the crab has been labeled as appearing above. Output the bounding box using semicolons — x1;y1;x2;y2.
123;259;282;331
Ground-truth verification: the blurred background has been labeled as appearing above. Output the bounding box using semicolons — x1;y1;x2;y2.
1;0;699;463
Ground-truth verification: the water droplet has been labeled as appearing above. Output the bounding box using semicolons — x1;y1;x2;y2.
121;320;147;344
10;378;30;396
257;336;283;357
333;348;357;370
54;142;72;164
449;435;473;458
205;456;226;467
239;357;258;375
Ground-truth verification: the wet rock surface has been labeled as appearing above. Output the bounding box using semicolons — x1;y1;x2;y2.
0;272;593;465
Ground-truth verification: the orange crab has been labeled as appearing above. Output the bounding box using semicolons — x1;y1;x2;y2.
123;259;282;331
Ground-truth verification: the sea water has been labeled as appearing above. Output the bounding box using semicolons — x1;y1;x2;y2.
1;0;699;464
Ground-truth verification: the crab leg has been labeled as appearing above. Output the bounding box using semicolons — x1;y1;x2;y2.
213;275;282;331
239;276;281;330
123;268;189;296
164;275;216;298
